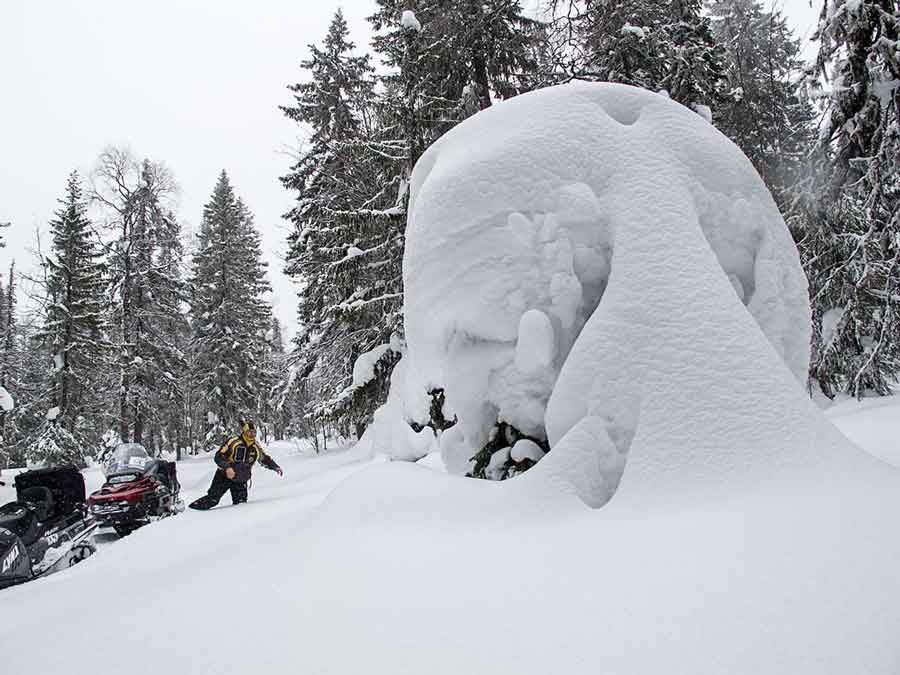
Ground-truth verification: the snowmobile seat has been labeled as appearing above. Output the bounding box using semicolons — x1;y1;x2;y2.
146;460;179;493
15;466;86;518
20;486;54;522
0;502;39;546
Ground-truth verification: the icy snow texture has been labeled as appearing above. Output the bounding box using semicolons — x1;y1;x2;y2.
46;406;60;421
401;82;810;501
400;10;421;31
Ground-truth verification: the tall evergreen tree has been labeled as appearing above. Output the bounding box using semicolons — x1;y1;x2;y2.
190;172;273;446
707;0;814;208
92;147;187;450
281;10;405;433
370;0;542;166
38;171;108;437
792;0;900;397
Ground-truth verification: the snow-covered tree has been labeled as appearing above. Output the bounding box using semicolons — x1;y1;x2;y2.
578;0;727;110
370;0;542;163
281;10;404;433
707;0;814;208
37;171;109;439
92;147;187;449
26;417;84;468
793;0;900;398
190;171;272;446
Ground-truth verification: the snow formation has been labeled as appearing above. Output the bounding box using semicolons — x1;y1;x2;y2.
393;81;811;505
0;385;13;412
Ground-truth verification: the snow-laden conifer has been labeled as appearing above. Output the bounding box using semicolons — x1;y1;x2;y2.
190;171;272;446
37;171;108;440
281;10;404;435
793;0;900;397
707;0;814;208
579;0;727;110
92;148;187;450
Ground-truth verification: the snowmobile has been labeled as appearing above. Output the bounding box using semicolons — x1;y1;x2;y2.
87;443;184;537
0;465;98;590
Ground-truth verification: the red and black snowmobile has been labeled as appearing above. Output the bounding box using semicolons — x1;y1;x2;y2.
88;444;184;537
0;465;98;590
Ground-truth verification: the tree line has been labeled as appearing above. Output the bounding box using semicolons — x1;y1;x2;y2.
0;152;286;468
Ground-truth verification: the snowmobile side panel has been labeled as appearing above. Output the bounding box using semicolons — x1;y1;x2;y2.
0;528;33;589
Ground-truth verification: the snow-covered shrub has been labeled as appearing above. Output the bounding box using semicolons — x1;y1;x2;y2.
378;81;810;502
26;421;85;468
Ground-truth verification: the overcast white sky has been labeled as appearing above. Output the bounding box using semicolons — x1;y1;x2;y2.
0;0;820;341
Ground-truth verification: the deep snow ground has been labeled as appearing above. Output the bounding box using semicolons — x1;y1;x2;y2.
0;401;897;675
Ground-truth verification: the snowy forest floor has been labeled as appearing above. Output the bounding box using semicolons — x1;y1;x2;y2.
0;395;898;674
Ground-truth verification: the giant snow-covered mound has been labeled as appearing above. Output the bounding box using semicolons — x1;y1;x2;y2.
396;81;815;505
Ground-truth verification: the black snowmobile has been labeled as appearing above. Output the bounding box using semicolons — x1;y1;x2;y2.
0;465;98;590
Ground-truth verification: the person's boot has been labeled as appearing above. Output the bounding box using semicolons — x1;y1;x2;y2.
189;496;215;510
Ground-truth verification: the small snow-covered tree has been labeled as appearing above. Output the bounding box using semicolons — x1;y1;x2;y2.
190;171;273;447
792;0;900;398
26;418;84;468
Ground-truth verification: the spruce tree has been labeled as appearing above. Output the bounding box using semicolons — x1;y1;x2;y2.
38;171;108;438
190;172;273;446
281;10;404;434
707;0;814;208
370;0;542;163
794;0;900;397
579;0;727;110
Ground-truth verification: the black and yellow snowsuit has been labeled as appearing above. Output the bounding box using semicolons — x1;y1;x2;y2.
189;436;281;510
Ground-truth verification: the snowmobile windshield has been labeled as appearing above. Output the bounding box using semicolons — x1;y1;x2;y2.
104;444;152;477
106;472;142;485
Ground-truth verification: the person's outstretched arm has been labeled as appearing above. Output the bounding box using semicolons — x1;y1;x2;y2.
258;448;283;476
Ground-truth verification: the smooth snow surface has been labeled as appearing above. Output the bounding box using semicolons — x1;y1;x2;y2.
399;82;811;502
1;402;898;675
827;394;900;467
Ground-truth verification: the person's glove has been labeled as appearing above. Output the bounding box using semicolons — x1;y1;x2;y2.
224;467;236;480
276;468;284;477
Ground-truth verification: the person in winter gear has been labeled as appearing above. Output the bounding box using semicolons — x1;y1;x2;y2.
188;420;283;510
